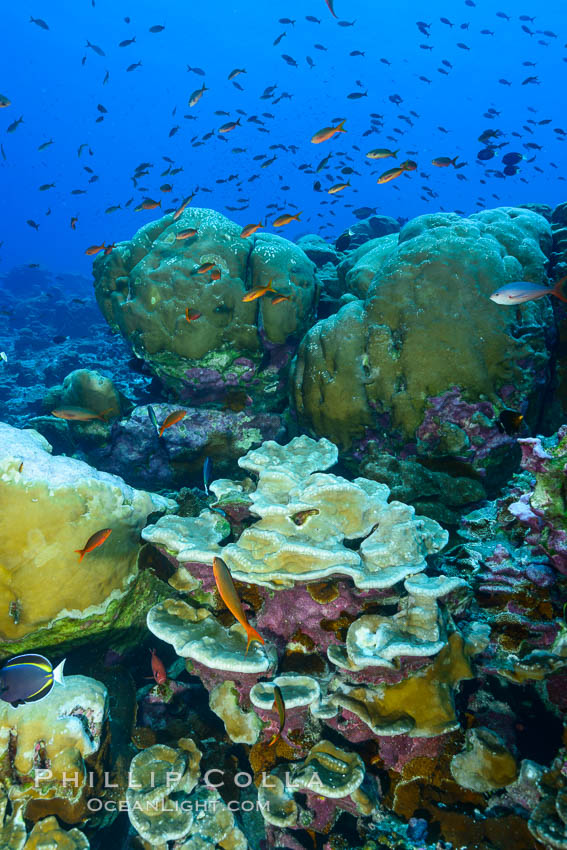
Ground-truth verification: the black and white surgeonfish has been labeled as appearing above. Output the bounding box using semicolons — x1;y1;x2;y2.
0;654;66;707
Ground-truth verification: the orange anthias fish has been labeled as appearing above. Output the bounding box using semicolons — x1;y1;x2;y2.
273;212;301;227
211;268;221;280
267;685;285;747
173;193;195;221
85;243;106;255
324;0;338;17
135;198;161;211
195;262;215;274
158;409;187;437
212;556;264;655
271;295;290;305
176;228;198;240
377;166;406;184
103;243;116;255
70;217;78;230
185;308;201;322
240;221;263;238
242;279;277;302
219;118;241;133
328;181;350;194
51;406;116;421
311;119;346;144
150;649;167;684
75;528;112;562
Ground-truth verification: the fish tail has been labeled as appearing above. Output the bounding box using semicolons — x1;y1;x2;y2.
451;156;459;166
53;659;66;687
74;549;85;561
267;732;280;748
393;149;399;158
294;212;302;221
337;119;346;132
244;625;265;656
552;275;567;302
267;278;275;291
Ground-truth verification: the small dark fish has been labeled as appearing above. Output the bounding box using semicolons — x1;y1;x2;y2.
502;152;523;166
324;0;337;18
292;509;320;526
86;40;105;56
7;116;23;133
273;31;286;46
52;335;68;344
281;54;297;66
497;409;524;435
0;654;66;708
148;405;159;434
149;24;165;32
203;456;212;495
347;90;367;99
118;37;136;47
267;685;285;747
27;220;40;230
127;61;142;72
29;16;49;29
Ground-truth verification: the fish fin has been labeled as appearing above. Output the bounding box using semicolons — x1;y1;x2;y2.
267;278;275;291
74;549;85;561
98;407;117;421
10;701;23;708
52;659;66;687
337;119;346;132
451;156;459;166
245;626;265;655
267;733;280;748
393;149;399;158
552;275;567;303
295;212;302;221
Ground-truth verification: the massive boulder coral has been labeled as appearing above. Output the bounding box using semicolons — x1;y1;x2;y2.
292;207;555;494
93;208;317;406
0;422;174;653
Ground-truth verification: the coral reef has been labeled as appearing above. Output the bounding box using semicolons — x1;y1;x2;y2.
0;675;107;822
0;422;174;653
93;208;317;407
292;207;555;501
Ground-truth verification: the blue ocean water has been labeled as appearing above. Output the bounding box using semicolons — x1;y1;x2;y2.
1;0;565;274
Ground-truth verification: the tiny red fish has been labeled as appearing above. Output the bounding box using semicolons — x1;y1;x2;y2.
150;649;167;684
158;409;187;437
185;308;201;322
75;528;112;562
85;243;105;255
195;262;215;274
